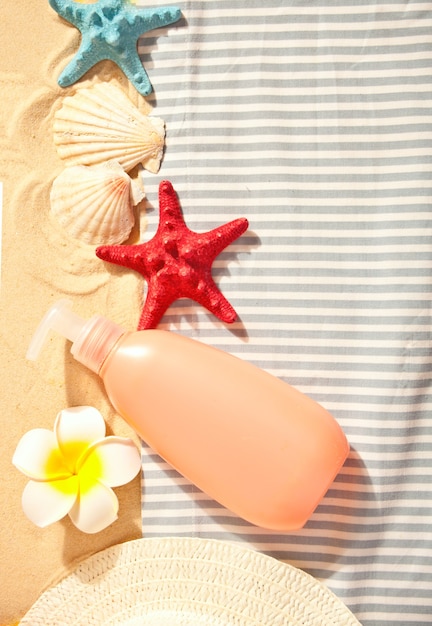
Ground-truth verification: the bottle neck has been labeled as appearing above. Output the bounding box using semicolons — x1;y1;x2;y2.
71;315;126;374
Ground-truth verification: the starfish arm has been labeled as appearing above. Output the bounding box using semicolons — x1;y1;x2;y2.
137;280;177;330
96;244;150;276
114;45;153;96
57;42;105;86
199;217;249;259
187;278;239;324
158;180;187;229
133;6;182;33
48;0;85;22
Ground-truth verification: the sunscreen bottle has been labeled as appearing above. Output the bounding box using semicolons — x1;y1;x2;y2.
27;300;349;531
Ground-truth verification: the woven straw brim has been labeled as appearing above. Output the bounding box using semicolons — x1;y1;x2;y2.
19;537;361;625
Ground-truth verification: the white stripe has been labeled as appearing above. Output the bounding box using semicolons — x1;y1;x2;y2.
219;233;431;242
147;179;432;191
229;291;432;300
154;56;432;76
146;44;432;63
218;212;432;222
167;118;432;130
176;335;432;349
184;20;432;34
153;81;432;95
159;100;432;113
182;4;432;17
230;351;432;365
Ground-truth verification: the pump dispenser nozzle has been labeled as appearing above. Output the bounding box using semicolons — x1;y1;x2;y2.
27;300;88;360
27;300;125;374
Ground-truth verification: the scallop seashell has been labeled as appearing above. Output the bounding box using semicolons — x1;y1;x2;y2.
50;161;145;245
53;83;165;174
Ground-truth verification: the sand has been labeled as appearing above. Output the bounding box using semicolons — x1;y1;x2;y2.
0;2;147;622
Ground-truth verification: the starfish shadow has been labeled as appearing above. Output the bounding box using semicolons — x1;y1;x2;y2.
138;13;189;107
218;227;261;341
159;227;261;339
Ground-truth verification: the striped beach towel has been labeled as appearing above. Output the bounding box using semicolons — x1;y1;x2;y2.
138;2;432;624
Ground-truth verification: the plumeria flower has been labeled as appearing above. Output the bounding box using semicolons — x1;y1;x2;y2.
12;406;141;534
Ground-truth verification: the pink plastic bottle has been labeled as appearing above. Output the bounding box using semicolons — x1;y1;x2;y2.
27;300;349;531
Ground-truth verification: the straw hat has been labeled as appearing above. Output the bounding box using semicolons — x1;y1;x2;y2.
20;537;361;625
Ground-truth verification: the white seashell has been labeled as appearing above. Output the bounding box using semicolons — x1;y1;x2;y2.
53;83;165;173
50;161;145;245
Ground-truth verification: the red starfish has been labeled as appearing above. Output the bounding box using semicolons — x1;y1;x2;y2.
96;180;249;329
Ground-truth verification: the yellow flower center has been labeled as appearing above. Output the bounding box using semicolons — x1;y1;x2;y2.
78;448;104;488
60;440;91;473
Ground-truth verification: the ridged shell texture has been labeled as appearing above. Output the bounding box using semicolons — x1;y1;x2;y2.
53;83;165;173
50;161;145;245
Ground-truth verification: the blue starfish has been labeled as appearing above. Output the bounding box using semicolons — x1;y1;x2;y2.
49;0;181;96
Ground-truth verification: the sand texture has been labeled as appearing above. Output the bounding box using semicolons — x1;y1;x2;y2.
0;1;148;622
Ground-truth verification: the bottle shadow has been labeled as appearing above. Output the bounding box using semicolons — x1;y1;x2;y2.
144;443;373;583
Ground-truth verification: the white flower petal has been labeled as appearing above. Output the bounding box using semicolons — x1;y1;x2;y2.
78;437;141;488
12;429;71;480
22;477;79;527
55;406;106;470
68;478;119;533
